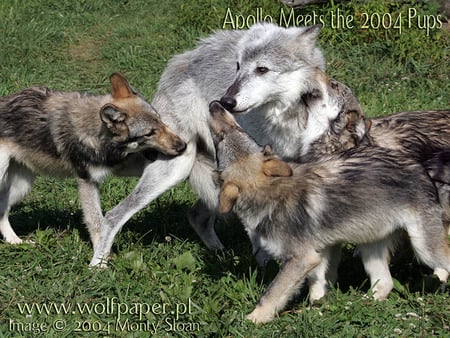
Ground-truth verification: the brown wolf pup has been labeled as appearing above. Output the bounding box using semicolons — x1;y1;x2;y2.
208;101;450;324
0;73;186;247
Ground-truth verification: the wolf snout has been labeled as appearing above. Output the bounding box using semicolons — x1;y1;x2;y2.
174;139;187;154
172;139;187;155
209;100;226;115
219;96;237;111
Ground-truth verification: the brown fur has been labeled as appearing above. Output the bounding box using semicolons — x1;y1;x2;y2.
0;73;186;246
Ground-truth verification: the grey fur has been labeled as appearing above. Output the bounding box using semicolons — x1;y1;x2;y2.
426;150;450;230
90;23;326;266
89;22;449;278
208;101;450;324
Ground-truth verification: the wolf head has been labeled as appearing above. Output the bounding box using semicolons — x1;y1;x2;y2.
208;101;292;213
220;23;324;114
100;73;186;157
300;70;372;158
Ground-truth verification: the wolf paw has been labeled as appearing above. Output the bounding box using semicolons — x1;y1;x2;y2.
5;235;23;245
371;280;394;301
433;267;449;283
246;306;275;324
89;255;110;269
309;283;327;303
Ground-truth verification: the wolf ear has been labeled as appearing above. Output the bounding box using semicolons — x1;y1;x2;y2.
364;118;372;132
345;111;373;144
345;111;360;128
262;144;273;156
218;182;240;214
290;25;323;67
110;73;135;99
262;158;293;177
298;24;321;44
100;104;129;135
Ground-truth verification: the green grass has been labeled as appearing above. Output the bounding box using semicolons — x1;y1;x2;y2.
0;0;449;336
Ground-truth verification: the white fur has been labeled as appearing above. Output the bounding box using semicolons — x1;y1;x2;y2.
91;23;326;266
90;141;197;267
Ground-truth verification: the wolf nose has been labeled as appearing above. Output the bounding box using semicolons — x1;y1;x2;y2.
220;96;237;111
175;140;187;154
209;100;224;114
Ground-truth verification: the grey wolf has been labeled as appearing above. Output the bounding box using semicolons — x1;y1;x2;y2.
90;23;327;266
208;100;450;324
0;73;186;247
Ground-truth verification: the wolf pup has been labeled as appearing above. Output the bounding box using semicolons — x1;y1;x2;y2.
0;73;186;247
208;101;450;324
298;82;450;301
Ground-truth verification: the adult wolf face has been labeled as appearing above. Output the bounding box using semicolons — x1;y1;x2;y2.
221;24;324;113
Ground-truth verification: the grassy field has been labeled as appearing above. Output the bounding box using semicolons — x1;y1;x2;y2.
0;0;449;336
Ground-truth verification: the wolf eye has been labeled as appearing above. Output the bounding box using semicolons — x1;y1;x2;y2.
255;66;269;75
236;62;240;72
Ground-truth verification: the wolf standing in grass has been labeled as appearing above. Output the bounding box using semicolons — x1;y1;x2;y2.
208;101;450;324
0;73;186;247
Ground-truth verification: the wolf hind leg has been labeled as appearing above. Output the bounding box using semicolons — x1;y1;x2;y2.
307;244;341;302
359;237;395;300
188;153;224;249
0;158;35;244
406;212;450;289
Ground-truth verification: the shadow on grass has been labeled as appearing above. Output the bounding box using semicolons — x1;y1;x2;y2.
8;199;445;297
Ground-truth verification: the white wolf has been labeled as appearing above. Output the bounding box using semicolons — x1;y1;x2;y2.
90;23;327;267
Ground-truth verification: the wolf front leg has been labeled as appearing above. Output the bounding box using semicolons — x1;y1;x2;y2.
247;247;321;324
89;142;197;267
77;178;104;249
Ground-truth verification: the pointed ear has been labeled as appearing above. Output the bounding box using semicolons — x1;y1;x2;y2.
110;73;135;99
218;182;239;214
297;24;321;45
262;158;293;177
364;118;372;132
363;118;374;145
100;104;129;135
345;111;359;129
262;144;273;156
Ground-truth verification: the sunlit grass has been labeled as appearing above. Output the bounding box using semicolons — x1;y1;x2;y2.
0;0;448;336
